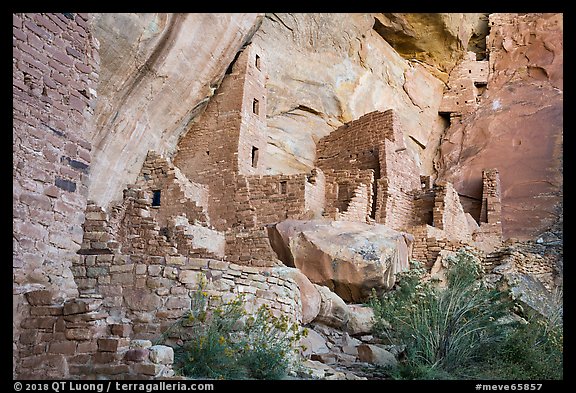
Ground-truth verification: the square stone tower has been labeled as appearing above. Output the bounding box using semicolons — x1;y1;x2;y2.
174;42;268;229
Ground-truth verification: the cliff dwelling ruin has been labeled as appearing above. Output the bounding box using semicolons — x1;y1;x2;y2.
13;13;562;380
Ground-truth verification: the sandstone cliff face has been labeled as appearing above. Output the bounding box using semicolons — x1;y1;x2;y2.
88;13;263;208
435;13;563;240
249;13;487;176
88;13;490;210
373;13;489;77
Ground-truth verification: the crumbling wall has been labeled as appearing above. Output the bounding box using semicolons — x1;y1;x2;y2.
377;138;421;231
73;254;302;336
473;168;504;252
224;228;281;266
439;51;489;115
13;12;99;379
316;110;396;173
317;109;422;227
323;169;374;222
244;174;310;224
433;181;474;243
410;224;471;267
136;151;209;228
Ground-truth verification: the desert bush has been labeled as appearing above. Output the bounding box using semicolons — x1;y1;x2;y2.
369;248;515;379
156;276;306;380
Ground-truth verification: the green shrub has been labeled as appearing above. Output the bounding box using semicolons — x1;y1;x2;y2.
369;248;516;379
238;304;305;379
156;276;306;380
476;305;563;380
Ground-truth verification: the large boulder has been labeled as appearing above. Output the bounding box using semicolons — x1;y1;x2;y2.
269;219;412;302
346;304;375;335
357;344;398;368
299;328;330;358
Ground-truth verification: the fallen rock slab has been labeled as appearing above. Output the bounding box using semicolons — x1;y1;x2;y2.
269;219;412;302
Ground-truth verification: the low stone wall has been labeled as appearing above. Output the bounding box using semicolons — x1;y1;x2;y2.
73;254;302;339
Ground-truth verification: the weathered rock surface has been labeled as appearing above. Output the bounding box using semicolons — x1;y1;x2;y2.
313;284;350;329
252;13;460;177
436;13;563;241
299;328;330;358
345;304;375;335
357;344;398;368
373;13;490;75
269;219;412;302
89;13;263;208
273;266;321;324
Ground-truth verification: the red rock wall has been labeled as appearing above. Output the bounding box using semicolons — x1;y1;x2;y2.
436;13;563;240
13;13;99;378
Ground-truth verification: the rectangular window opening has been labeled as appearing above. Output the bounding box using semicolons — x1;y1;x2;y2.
251;146;259;168
152;190;161;207
252;98;259;115
280;181;287;194
255;54;261;70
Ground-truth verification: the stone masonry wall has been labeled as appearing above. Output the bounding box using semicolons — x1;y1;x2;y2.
316;109;422;227
473;168;504;252
244;173;311;224
174;43;267;231
323;169;374;222
72;254;302;337
316;110;396;174
13;13;99;378
136;151;209;228
236;43;268;176
439;51;489;115
377;138;421;231
410;224;471;267
433;181;474;243
304;168;326;217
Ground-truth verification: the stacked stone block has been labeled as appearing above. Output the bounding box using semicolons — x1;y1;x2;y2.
224;228;282;266
13;12;100;378
431;181;474;243
174;42;268;231
316;109;421;230
74;254;302;338
473;169;504;252
377;137;421;231
439;51;489;115
136;151;210;227
410;224;470;267
323;169;374;222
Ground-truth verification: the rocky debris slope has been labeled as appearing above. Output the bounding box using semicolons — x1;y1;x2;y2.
295;302;404;380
